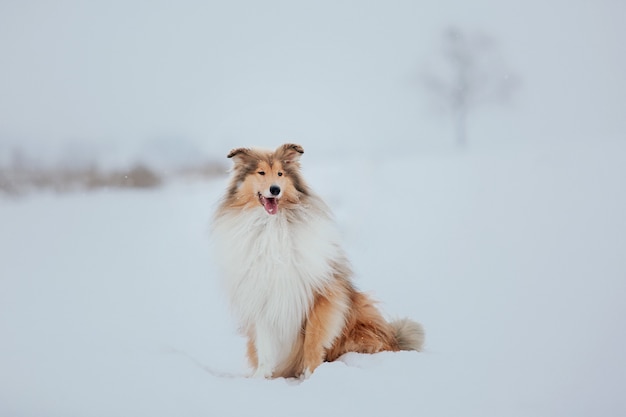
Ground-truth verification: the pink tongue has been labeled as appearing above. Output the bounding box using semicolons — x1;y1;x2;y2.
263;197;278;215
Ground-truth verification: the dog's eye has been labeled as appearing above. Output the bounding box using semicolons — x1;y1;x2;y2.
277;172;283;177
258;171;265;176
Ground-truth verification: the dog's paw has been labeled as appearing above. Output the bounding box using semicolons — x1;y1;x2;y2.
252;365;273;379
297;367;313;380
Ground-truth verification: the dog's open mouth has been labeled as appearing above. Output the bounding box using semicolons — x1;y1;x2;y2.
258;193;279;215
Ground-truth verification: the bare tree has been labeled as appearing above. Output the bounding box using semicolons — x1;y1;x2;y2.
422;27;520;147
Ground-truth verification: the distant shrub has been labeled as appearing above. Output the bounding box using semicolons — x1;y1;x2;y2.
177;160;228;180
0;156;227;197
0;164;163;195
85;164;162;190
0;170;20;195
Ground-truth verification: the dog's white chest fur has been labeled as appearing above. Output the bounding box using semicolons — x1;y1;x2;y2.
213;206;341;369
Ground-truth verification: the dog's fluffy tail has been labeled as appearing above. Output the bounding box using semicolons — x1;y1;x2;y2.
390;318;425;352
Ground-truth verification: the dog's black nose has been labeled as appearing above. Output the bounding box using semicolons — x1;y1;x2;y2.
269;185;281;196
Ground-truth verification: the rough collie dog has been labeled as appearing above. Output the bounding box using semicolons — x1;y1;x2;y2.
212;143;424;379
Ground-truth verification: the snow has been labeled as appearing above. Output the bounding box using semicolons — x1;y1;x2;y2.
1;141;625;416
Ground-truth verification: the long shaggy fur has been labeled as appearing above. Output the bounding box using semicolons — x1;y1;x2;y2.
212;143;424;379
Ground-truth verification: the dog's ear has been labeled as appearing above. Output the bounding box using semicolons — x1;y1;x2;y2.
227;147;253;165
276;143;304;165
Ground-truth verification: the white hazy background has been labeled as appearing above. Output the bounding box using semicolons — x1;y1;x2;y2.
1;0;625;161
1;2;626;417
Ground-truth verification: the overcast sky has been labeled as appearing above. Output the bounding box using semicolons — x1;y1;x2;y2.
1;0;624;163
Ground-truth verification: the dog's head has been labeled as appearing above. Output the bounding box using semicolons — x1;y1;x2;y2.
225;143;308;215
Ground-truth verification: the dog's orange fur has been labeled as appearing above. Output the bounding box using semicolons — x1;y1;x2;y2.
305;281;402;374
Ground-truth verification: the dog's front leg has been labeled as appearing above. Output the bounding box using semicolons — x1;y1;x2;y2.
251;322;278;378
302;290;349;378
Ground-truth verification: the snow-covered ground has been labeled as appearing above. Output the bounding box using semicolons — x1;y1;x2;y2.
1;141;625;417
